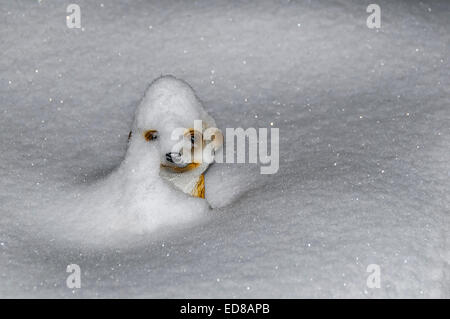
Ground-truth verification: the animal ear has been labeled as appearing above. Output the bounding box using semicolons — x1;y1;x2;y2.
144;129;158;141
204;127;223;151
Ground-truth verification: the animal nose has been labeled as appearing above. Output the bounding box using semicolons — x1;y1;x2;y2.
166;152;181;163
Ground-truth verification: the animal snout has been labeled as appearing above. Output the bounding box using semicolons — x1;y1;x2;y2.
166;152;182;164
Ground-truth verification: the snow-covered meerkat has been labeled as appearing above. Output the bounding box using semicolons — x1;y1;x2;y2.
128;75;223;199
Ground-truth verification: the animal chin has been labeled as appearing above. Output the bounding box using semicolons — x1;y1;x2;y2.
160;162;200;173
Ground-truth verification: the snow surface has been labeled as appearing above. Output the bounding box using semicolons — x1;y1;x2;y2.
0;0;449;298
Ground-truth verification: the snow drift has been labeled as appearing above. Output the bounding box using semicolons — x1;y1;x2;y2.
0;0;448;298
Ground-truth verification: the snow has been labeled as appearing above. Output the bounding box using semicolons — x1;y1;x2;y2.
0;0;449;298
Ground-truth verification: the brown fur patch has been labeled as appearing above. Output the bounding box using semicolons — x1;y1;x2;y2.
160;162;200;173
193;174;205;198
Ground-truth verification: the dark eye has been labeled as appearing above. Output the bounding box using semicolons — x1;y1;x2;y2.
190;134;195;145
144;130;158;141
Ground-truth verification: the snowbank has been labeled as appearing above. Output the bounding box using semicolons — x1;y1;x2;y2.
0;0;448;298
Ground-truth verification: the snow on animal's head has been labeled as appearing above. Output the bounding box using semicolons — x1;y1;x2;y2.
130;75;221;171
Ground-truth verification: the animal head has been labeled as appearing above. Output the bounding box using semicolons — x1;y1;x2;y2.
129;75;222;173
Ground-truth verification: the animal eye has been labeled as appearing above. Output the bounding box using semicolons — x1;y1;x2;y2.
144;130;158;141
190;133;195;145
